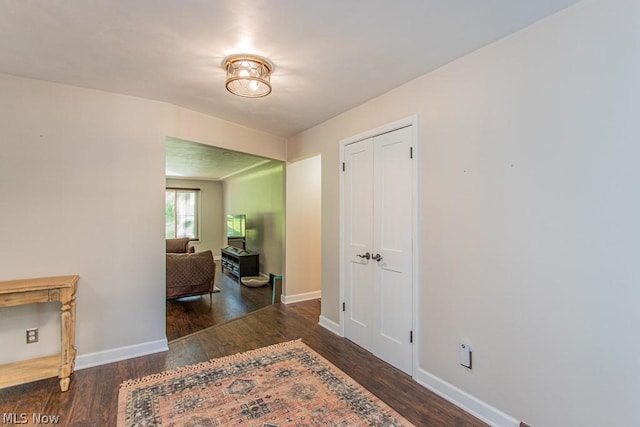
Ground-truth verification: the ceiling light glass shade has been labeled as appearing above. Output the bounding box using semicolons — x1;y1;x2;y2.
223;54;274;98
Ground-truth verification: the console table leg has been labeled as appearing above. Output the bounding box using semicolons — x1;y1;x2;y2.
59;292;77;392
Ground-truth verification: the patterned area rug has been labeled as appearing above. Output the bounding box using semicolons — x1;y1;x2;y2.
117;339;414;426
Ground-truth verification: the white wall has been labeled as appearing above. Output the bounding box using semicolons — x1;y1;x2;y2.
287;1;640;426
285;155;322;299
165;178;225;254
0;74;286;367
171;108;286;162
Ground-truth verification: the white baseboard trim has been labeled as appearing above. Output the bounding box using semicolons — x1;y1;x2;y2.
318;315;342;336
75;338;169;371
415;368;519;427
281;290;321;305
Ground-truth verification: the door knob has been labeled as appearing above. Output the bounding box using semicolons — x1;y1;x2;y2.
372;253;383;262
356;252;371;260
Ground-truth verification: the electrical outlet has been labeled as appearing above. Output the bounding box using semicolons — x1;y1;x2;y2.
460;343;472;368
26;328;38;344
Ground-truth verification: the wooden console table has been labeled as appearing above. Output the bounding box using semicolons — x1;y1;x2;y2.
0;275;78;392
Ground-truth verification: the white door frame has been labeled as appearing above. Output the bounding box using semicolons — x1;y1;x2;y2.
339;114;420;378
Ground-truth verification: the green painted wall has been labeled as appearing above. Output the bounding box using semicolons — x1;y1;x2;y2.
223;161;284;277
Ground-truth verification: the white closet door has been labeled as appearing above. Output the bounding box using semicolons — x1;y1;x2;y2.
343;138;374;351
372;126;413;374
343;125;414;375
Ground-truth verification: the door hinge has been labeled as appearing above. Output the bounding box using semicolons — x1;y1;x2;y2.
410;146;413;159
342;302;346;312
342;162;345;172
410;330;413;343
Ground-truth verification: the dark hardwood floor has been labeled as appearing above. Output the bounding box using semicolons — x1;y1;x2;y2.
0;298;487;426
166;262;273;341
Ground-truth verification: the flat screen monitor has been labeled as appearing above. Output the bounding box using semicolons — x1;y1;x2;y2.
226;214;246;238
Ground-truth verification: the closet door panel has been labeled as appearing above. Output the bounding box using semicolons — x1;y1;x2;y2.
343;138;374;351
372;126;414;374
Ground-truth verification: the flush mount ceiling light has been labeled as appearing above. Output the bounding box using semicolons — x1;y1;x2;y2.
223;54;274;98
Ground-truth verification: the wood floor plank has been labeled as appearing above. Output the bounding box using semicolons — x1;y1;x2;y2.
39;383;74;426
0;377;54;422
165;336;208;369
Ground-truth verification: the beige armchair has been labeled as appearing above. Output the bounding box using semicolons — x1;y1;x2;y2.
166;239;215;300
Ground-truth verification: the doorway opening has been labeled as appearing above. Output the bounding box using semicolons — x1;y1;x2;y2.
165;137;285;341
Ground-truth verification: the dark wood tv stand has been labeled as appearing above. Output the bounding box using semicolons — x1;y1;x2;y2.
221;246;259;279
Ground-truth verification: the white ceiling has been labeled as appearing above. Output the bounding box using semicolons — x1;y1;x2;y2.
0;0;581;139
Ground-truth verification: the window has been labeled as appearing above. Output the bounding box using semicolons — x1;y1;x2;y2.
165;188;200;239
